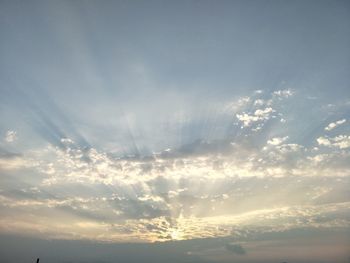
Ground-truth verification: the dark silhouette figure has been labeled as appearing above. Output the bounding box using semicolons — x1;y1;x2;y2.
36;258;40;263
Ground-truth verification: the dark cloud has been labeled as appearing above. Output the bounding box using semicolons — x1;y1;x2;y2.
2;228;349;263
0;148;21;159
225;243;246;255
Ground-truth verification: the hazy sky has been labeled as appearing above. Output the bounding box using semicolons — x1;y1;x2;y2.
0;0;350;262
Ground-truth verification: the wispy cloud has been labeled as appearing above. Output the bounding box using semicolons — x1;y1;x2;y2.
273;89;294;98
267;136;289;146
317;135;350;149
4;130;17;143
325;119;346;131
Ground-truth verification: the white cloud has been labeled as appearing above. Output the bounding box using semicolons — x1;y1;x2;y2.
0;156;32;170
237;96;251;106
332;135;350;149
4;130;17;143
267;136;289;146
317;135;350;149
236;113;260;127
325;119;346;131
236;107;275;127
254;99;265;106
317;137;331;147
276;143;304;153
254;107;274;116
273;89;294;98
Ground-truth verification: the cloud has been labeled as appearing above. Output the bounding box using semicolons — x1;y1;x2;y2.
267;136;289;146
317;135;350;149
275;143;304;153
234;88;296;129
1;139;349;242
236;113;261;127
273;89;294;98
1;185;345;242
0;152;31;171
236;107;275;127
0;87;349;243
254;99;265;106
0;148;21;159
237;96;251;105
225;243;246;255
254;107;274;116
4;130;17;143
317;137;331;147
325;119;346;131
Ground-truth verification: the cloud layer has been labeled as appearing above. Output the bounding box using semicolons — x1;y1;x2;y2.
1;89;349;243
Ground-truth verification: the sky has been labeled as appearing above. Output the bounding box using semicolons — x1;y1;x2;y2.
0;0;350;262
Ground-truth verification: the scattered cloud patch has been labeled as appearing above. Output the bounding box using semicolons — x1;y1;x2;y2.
236;107;275;127
317;137;331;147
4;130;17;143
273;89;294;98
254;99;265;106
254;107;274;117
235;89;295;129
267;136;289;146
317;135;350;149
325;119;346;131
238;96;251;105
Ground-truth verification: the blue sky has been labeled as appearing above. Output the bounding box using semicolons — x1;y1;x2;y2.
0;0;350;262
